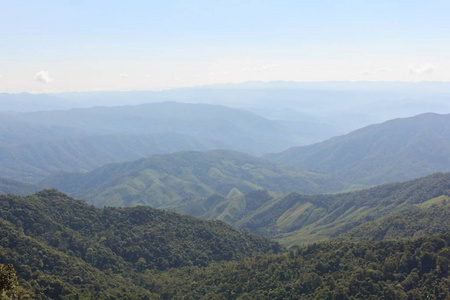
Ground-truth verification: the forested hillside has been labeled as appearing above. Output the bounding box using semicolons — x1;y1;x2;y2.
152;233;450;299
338;204;450;242
5;231;448;299
235;173;450;246
0;132;223;183
269;113;450;185
42;152;450;247
0;178;40;196
41;150;343;207
1;190;448;299
0;190;280;299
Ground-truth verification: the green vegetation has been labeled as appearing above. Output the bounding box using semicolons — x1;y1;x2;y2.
42;150;343;208
1;188;449;299
44;161;450;248
269;113;450;186
0;190;280;299
0;102;316;182
339;205;450;242
415;195;449;209
0;218;152;299
150;233;450;299
2;104;450;298
0;131;221;183
0;178;39;196
235;173;450;246
0;264;33;299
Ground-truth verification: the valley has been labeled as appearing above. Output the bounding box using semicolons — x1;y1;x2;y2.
1;83;450;299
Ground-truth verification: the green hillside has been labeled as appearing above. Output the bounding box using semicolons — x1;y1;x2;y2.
41;150;343;208
0;190;280;298
235;173;450;246
152;233;450;299
0;101;321;183
269;113;450;185
1;190;449;299
42;151;450;248
0;132;223;183
0;220;152;299
338;204;450;242
0;178;40;196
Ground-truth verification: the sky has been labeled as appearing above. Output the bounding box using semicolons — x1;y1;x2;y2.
1;0;450;93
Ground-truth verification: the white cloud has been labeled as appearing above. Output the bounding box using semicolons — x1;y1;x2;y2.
361;70;371;76
35;71;54;83
409;63;436;75
119;73;130;78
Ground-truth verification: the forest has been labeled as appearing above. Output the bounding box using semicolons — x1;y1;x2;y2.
0;188;449;299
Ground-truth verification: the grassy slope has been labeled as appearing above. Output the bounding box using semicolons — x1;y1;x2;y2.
236;173;450;247
41;150;343;208
337;204;450;242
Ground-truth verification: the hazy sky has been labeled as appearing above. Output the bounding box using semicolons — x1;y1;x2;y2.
1;0;450;93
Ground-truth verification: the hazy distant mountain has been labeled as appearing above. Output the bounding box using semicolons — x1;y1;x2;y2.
0;115;92;146
0;93;71;112
3;81;450;135
41;150;343;207
0;132;225;183
4;102;310;152
0;177;40;196
0;102;324;182
268;113;450;185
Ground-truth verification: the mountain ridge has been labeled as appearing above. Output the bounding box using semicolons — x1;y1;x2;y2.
268;112;450;185
41;149;344;208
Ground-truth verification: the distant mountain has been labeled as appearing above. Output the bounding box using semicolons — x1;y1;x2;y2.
0;132;224;183
268;113;450;185
0;178;40;196
235;173;450;246
0;101;324;182
3;82;450;135
41;150;344;207
0;189;281;298
0;93;72;112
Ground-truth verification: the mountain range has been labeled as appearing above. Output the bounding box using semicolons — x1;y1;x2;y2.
0;178;39;196
42;150;450;246
0;102;331;182
268;112;450;185
41;149;343;207
2;83;450;298
1;189;448;299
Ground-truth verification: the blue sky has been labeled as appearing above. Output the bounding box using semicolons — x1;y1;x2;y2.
1;0;449;92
